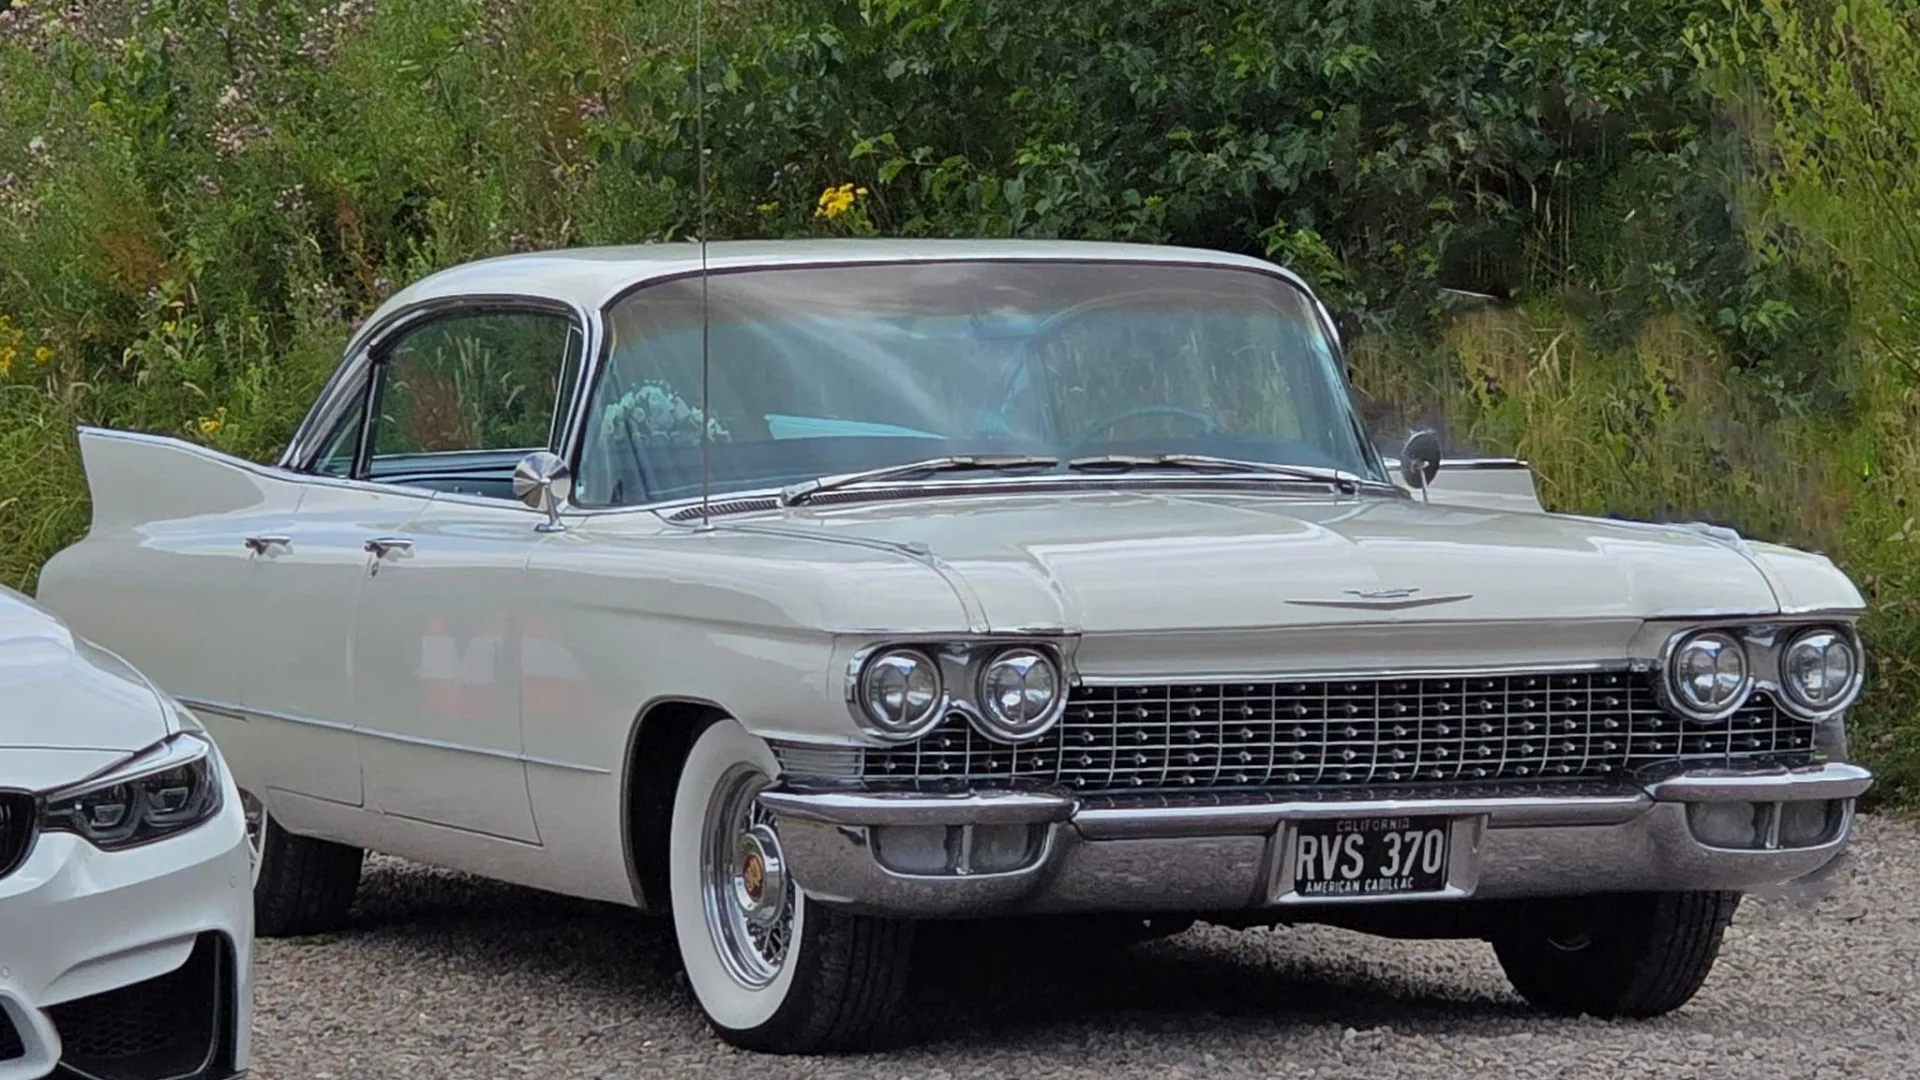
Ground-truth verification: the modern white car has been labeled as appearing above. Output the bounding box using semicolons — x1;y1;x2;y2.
36;239;1871;1053
0;587;252;1080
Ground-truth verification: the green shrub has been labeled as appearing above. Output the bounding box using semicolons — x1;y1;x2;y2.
1;0;1915;799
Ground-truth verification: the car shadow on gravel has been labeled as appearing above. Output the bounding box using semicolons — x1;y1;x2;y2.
336;856;1534;1052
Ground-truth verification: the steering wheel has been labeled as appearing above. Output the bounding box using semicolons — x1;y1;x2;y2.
1066;405;1223;453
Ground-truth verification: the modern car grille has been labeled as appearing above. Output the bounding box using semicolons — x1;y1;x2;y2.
48;932;226;1080
861;670;1814;792
0;793;33;881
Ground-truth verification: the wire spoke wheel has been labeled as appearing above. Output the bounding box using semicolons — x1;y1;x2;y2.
699;764;794;989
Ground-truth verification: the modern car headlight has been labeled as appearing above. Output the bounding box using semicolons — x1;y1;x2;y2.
40;732;223;850
1779;627;1863;717
975;646;1065;742
1666;630;1753;720
855;647;945;740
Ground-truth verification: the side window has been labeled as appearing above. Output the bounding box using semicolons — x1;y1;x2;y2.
365;310;580;488
313;394;366;478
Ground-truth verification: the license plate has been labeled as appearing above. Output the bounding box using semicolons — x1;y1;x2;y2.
1291;816;1451;899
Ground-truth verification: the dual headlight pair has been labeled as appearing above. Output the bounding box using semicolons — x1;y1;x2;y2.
853;643;1067;743
1664;624;1862;722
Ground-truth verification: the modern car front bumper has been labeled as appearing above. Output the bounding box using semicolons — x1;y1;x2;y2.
0;782;252;1080
758;763;1872;917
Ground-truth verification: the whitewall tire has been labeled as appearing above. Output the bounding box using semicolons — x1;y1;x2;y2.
668;719;914;1052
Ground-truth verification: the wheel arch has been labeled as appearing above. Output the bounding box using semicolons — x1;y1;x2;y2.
622;695;732;911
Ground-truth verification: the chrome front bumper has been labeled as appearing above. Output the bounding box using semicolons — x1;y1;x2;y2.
757;764;1872;917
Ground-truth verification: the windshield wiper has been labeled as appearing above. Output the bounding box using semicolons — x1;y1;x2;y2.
1066;453;1364;495
779;454;1060;507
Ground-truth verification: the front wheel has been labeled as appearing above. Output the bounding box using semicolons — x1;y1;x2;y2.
668;719;914;1052
1492;891;1741;1018
243;789;366;937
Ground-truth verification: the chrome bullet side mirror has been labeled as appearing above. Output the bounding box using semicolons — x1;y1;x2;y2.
513;451;573;533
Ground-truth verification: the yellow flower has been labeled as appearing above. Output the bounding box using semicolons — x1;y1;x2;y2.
0;348;13;378
814;182;862;220
198;407;227;437
32;345;51;365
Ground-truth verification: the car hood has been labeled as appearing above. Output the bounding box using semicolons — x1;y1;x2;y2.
757;490;1856;633
0;586;173;758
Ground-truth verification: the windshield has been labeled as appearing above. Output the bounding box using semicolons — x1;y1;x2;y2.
574;259;1383;506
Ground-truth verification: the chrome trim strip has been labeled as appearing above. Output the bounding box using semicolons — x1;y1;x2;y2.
1644;763;1873;802
177;696;611;775
760;763;1874;841
1072;793;1653;840
356;727;611;775
1383;456;1532;471
1286;591;1475;611
1073;659;1631;687
758;788;1075;827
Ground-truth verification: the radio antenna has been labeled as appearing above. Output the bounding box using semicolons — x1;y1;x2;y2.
695;0;713;527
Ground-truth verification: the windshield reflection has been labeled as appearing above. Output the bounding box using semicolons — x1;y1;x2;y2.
575;260;1382;506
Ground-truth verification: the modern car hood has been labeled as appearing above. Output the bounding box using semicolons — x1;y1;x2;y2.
0;586;172;757
758;490;1847;633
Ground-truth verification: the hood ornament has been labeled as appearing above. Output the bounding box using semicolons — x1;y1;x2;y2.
1288;587;1473;611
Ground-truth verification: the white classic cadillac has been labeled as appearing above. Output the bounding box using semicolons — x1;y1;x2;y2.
38;240;1871;1052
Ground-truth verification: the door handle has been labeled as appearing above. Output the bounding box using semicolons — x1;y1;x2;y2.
363;536;415;558
244;535;291;554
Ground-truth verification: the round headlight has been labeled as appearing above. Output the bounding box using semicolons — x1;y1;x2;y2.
1667;630;1752;719
1780;628;1861;715
857;648;944;738
975;647;1063;742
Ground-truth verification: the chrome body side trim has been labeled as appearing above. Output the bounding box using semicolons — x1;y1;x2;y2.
175;696;611;775
758;762;1869;918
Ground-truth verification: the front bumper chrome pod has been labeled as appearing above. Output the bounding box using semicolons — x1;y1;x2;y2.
756;763;1872;918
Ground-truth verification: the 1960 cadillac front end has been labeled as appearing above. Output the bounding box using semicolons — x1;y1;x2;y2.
36;240;1870;1053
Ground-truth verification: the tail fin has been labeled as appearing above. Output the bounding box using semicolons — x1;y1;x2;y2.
75;427;296;534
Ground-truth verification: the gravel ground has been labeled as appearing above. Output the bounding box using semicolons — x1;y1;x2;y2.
252;815;1920;1080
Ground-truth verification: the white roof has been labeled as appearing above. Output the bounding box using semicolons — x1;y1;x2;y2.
356;239;1306;348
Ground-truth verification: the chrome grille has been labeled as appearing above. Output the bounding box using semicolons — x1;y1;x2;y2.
0;793;33;881
861;671;1813;792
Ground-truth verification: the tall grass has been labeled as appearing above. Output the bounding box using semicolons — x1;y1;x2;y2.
1;0;1916;798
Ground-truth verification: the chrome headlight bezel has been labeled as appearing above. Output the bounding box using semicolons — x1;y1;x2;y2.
1776;625;1865;720
850;646;948;742
973;646;1068;743
1660;629;1756;722
845;638;1076;745
1652;619;1865;725
39;732;224;851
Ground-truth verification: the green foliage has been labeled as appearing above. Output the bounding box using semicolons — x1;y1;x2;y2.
0;0;1917;798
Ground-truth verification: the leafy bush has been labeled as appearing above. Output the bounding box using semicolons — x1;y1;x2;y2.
1;0;1916;797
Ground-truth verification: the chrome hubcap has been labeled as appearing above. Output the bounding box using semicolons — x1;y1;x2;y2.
701;767;795;989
